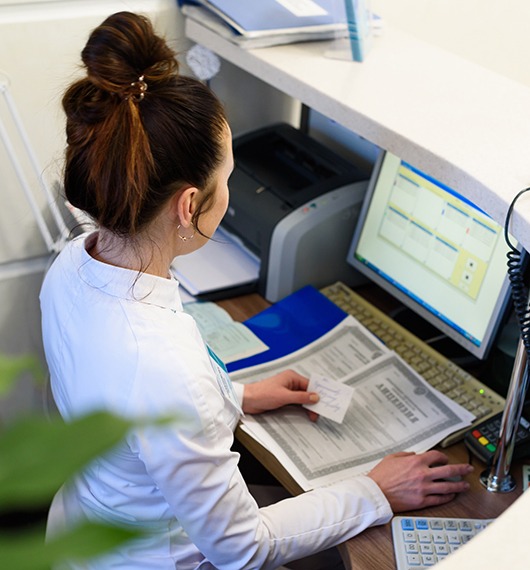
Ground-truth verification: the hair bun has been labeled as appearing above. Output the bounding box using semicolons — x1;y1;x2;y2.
62;10;226;236
81;11;178;99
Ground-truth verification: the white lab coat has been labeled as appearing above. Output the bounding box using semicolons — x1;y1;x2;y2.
40;232;392;569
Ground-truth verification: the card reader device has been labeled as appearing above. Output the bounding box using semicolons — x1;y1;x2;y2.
222;123;369;302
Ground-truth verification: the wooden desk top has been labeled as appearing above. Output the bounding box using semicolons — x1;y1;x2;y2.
217;293;269;325
218;292;525;570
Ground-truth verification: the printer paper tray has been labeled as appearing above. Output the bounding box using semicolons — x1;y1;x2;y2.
171;226;260;300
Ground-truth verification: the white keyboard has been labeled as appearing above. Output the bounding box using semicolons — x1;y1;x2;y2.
392;516;494;569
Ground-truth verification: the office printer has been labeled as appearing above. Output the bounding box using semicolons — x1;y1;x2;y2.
222;123;369;302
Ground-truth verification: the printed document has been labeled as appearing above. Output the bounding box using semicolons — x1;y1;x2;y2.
231;316;474;490
184;301;268;364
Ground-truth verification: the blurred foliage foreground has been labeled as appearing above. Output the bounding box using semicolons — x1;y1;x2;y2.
0;354;159;569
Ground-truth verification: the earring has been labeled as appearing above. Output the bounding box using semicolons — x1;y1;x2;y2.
177;224;195;242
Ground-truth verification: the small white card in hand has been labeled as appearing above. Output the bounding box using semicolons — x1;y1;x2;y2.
303;375;354;424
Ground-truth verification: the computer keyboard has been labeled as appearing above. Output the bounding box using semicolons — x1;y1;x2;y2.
320;281;505;447
391;516;493;569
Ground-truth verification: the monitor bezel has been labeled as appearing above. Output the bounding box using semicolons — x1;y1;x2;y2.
346;150;516;361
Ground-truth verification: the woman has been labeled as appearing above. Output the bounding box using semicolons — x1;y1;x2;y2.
40;11;473;569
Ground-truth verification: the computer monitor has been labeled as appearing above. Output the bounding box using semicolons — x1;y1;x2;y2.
347;150;517;360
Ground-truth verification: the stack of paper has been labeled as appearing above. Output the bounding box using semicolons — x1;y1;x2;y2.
171;225;260;299
181;0;348;49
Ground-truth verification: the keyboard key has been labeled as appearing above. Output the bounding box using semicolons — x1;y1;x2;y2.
459;520;473;532
401;519;415;531
406;554;421;566
444;520;458;531
421;554;437;565
415;519;429;530
420;544;434;554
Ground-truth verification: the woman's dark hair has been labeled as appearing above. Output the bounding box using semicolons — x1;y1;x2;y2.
62;11;227;236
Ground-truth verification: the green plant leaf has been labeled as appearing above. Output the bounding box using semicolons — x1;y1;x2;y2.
0;411;134;510
0;521;142;570
0;354;44;396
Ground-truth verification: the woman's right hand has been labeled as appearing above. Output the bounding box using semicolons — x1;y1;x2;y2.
367;450;473;512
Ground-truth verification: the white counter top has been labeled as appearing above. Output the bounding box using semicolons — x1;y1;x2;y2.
185;17;530;253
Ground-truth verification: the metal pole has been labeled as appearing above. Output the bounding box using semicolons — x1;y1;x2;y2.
480;336;529;492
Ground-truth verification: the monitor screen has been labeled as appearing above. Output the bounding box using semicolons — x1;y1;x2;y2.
347;150;516;360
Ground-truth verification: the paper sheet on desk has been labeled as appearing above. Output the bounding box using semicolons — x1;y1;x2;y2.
183;301;268;364
231;317;474;491
171;226;259;296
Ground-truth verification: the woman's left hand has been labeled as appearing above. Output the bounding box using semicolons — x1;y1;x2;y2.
242;370;319;421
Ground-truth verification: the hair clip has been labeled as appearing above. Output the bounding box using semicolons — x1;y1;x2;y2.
128;75;148;102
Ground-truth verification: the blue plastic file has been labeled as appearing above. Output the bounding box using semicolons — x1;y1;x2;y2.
227;285;347;372
181;0;346;37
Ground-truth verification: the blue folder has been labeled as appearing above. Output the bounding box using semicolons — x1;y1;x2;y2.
179;0;346;36
227;285;347;372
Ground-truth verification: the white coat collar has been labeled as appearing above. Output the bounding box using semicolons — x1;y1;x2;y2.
75;232;184;312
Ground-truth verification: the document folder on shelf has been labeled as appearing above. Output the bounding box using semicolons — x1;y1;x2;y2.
180;0;347;38
227;285;347;372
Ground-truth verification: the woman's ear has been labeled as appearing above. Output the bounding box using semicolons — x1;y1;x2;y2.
171;186;198;228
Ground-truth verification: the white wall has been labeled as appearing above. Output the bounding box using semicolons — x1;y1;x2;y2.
371;0;530;89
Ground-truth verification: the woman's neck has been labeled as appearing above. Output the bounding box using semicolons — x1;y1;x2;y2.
87;229;173;278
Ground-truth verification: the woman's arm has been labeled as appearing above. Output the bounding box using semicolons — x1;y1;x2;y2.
241;370;474;512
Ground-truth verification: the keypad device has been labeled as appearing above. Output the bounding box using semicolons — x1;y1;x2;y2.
392;516;494;569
